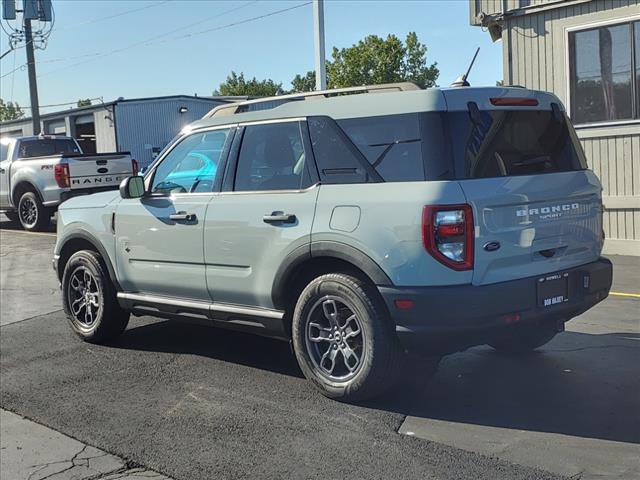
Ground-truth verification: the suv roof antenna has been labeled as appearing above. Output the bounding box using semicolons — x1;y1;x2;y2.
451;47;480;87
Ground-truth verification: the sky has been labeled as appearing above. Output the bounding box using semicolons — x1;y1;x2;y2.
0;0;504;115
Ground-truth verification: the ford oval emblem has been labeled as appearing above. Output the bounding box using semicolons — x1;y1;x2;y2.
483;241;501;252
97;167;109;174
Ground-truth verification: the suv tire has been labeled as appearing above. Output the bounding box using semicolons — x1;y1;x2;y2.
62;250;129;343
292;273;400;402
17;190;49;231
489;323;558;354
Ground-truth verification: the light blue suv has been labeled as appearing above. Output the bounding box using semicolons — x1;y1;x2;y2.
53;83;612;401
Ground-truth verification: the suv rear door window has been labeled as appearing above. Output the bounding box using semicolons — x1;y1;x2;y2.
448;108;587;179
234;122;310;192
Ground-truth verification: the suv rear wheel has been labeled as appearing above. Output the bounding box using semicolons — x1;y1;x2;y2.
17;190;49;231
62;250;129;343
292;273;400;401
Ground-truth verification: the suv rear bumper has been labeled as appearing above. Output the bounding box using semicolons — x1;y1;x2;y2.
378;257;612;354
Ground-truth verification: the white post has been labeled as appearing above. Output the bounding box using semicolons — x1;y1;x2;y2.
313;0;327;90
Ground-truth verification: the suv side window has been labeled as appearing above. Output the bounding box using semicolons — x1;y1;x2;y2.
337;113;425;182
234;122;310;192
151;129;231;195
307;116;373;184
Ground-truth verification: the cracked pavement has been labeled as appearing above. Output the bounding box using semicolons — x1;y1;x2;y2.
1;410;171;480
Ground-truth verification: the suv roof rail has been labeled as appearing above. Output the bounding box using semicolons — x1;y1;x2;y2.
204;82;421;118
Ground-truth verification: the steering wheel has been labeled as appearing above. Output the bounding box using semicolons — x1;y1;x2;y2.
190;178;214;193
154;181;187;194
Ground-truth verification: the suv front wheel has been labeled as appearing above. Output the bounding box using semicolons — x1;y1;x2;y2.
292;273;400;401
61;250;130;343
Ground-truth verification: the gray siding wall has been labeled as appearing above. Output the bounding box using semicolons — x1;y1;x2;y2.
470;0;593;24
114;98;225;167
0;120;32;137
93;105;117;153
500;0;640;255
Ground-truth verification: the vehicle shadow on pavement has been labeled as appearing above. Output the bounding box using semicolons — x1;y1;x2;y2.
111;318;304;378
368;330;640;445
114;319;639;445
0;217;57;233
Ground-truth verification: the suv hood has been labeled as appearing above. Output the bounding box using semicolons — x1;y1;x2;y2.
59;190;121;210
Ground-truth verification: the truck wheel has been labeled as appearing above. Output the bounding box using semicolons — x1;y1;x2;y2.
17;191;49;231
62;250;129;343
292;273;400;402
489;323;558;354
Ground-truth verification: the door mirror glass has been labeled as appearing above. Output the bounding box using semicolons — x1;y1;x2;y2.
119;176;145;199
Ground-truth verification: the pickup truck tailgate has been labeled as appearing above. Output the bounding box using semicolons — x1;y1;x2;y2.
68;153;133;189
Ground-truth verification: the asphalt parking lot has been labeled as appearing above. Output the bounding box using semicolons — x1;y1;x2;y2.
1;217;638;480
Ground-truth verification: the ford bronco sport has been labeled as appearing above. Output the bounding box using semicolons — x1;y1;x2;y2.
53;83;613;401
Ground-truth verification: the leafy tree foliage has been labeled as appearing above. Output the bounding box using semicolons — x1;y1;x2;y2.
77;99;92;107
326;32;438;89
214;71;284;97
0;99;24;121
289;33;438;93
290;71;317;93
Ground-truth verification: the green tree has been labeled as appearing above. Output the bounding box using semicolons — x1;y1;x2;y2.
323;32;438;89
214;71;283;97
0;99;24;121
290;71;317;93
77;98;92;107
496;80;504;86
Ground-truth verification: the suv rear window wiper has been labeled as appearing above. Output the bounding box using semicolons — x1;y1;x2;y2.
368;138;420;168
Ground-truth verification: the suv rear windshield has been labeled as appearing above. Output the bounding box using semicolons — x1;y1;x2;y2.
324;109;586;183
18;138;80;159
446;109;587;179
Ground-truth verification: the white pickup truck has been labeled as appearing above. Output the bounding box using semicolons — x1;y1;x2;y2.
0;135;136;231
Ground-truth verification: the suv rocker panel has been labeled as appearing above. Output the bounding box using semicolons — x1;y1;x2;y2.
117;292;287;339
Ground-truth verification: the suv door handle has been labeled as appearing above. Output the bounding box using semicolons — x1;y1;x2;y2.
169;211;196;222
263;212;296;224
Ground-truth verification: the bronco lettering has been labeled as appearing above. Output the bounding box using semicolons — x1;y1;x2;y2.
516;203;579;217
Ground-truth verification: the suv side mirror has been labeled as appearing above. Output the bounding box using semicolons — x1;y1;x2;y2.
119;176;145;199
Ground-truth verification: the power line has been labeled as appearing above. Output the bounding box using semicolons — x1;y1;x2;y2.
56;0;172;31
37;1;310;78
18;96;104;109
1;50;103;78
31;0;256;78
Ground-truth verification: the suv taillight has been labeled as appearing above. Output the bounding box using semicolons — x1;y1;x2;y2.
132;159;138;176
54;163;70;188
422;204;474;271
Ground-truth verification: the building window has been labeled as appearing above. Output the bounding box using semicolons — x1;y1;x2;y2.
569;21;639;125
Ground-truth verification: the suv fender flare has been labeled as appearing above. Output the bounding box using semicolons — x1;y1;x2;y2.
57;230;121;290
272;241;392;310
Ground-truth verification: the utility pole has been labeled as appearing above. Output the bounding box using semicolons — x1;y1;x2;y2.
24;17;41;134
313;0;326;91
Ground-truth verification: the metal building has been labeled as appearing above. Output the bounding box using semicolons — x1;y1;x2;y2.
470;0;640;256
0;95;240;167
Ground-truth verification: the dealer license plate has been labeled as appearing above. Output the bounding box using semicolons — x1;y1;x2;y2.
537;272;569;308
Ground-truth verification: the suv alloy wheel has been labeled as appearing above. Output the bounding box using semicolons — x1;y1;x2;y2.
292;273;400;401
